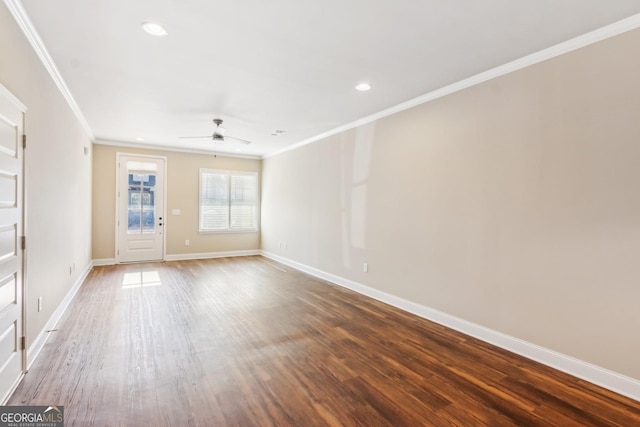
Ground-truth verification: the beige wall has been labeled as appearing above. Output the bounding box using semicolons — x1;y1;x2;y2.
92;143;261;260
6;0;638;383
262;29;640;379
0;4;93;346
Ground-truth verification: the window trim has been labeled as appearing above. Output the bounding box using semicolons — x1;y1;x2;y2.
198;168;259;234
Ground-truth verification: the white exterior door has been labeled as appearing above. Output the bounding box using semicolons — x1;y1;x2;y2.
117;155;165;263
0;86;25;403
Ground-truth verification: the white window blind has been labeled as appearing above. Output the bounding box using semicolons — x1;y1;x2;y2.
199;169;258;232
230;173;258;229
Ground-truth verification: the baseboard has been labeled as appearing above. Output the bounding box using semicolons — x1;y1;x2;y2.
164;249;260;261
1;372;24;405
26;262;92;369
93;250;260;265
92;258;116;266
260;251;640;402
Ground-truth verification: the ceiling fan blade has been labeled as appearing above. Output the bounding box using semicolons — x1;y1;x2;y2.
179;136;213;139
225;135;252;144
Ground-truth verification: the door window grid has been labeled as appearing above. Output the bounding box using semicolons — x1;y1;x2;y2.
128;172;156;234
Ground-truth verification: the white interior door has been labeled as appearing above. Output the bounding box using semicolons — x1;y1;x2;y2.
117;155;165;263
0;86;25;403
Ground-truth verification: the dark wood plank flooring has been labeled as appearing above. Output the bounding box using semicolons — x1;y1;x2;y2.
8;256;640;426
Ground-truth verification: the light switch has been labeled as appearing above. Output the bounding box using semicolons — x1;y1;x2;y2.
171;209;181;215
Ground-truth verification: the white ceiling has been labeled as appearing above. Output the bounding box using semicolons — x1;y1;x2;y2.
16;0;640;157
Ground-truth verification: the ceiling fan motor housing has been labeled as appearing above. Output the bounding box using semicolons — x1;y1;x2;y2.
213;118;226;138
179;118;249;144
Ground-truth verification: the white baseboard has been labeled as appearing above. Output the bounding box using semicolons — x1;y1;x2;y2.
26;262;92;369
164;249;260;261
260;251;640;402
1;372;24;405
92;258;116;266
93;250;260;265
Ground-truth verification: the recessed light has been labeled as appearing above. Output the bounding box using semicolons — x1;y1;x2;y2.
136;137;145;141
355;83;371;91
142;22;168;37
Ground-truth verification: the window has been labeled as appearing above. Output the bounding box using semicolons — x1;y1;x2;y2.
199;169;258;232
127;172;157;234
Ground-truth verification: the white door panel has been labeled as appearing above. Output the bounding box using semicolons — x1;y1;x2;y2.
0;86;24;403
117;155;165;263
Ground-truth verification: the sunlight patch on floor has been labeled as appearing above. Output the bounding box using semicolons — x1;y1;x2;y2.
122;271;162;289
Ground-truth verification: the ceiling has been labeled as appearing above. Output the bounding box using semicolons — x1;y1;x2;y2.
16;0;640;158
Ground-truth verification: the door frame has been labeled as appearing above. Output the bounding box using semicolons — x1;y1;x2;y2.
115;152;167;263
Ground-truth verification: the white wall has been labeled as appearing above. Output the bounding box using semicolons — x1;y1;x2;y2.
0;3;92;346
262;28;640;382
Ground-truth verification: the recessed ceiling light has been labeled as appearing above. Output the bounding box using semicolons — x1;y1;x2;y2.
142;22;168;37
355;83;371;91
136;137;145;141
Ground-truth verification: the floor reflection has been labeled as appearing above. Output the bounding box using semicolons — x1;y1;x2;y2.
122;270;162;289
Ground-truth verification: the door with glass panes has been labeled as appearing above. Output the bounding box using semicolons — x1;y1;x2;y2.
117;155;165;262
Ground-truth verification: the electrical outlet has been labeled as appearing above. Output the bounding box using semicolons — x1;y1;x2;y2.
185;240;190;246
38;297;42;312
363;263;368;273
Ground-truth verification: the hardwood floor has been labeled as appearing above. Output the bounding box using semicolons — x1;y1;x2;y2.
9;256;640;426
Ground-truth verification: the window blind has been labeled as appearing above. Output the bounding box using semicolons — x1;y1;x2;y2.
230;173;258;229
199;169;258;232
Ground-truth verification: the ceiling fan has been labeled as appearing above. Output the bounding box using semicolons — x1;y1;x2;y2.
180;119;251;144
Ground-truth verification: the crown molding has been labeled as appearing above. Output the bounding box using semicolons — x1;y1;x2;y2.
7;0;640;160
4;0;95;140
94;139;262;160
264;13;640;159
